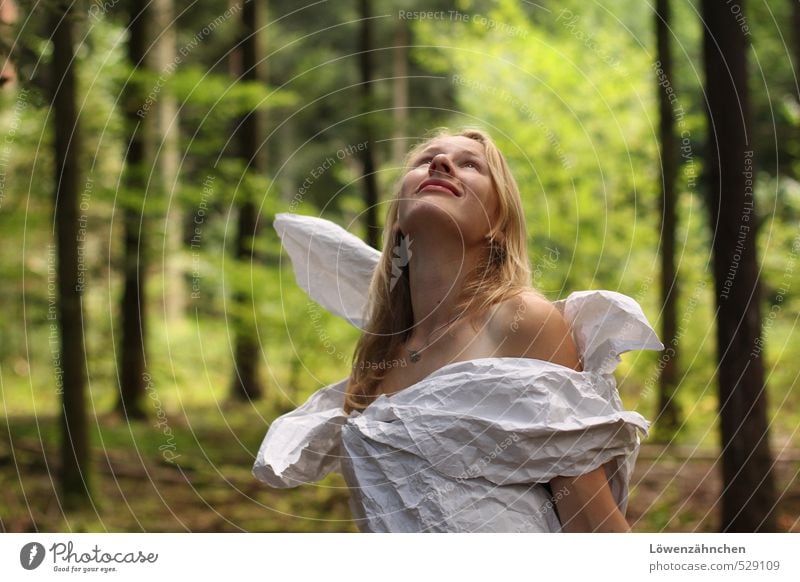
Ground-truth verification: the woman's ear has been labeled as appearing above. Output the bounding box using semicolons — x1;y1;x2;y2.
486;226;505;244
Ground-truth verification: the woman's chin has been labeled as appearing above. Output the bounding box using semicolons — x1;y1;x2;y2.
401;199;463;229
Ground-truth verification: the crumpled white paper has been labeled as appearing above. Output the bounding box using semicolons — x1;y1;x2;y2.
255;212;665;532
274;213;379;329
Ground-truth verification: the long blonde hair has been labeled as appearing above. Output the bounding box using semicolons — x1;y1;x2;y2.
344;127;542;414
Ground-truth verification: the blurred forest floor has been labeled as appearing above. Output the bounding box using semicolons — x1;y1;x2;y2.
1;408;797;533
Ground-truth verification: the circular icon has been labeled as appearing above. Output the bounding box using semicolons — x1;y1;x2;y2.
20;542;45;570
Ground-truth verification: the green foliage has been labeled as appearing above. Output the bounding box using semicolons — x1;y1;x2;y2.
170;66;298;115
416;0;661;298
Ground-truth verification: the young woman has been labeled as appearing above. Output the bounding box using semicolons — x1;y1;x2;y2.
253;127;664;532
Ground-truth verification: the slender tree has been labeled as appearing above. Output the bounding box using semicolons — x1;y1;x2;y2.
701;0;778;531
391;17;409;167
51;0;91;507
794;0;800;92
358;0;380;249
117;0;154;419
654;0;681;437
154;0;184;321
230;0;266;400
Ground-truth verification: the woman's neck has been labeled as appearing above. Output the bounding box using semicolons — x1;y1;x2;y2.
404;228;484;339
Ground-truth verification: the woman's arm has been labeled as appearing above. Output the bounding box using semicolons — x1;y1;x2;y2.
549;467;631;532
493;292;631;532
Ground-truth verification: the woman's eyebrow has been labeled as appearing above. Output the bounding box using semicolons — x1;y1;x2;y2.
417;147;440;156
417;146;483;158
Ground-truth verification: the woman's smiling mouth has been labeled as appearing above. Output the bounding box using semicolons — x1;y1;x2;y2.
417;178;461;197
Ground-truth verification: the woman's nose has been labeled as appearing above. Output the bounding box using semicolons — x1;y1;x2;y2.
429;153;453;175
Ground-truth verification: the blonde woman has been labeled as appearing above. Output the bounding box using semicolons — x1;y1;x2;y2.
254;128;664;532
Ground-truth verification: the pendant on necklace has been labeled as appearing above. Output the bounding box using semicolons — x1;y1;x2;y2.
409;350;421;363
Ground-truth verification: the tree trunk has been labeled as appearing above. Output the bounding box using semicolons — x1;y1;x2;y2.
794;0;800;96
277;120;295;204
229;0;266;400
654;0;681;437
51;0;91;508
358;0;380;249
701;0;778;532
154;0;184;321
117;0;153;419
391;18;409;167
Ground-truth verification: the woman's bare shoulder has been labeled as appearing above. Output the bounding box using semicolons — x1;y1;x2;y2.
488;289;582;370
488;288;552;329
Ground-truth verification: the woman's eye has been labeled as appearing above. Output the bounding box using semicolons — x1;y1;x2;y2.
416;158;432;166
463;160;478;169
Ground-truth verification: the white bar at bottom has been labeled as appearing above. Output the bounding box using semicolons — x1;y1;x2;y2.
0;533;797;581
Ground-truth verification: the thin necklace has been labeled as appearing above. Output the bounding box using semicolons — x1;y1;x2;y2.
406;311;463;363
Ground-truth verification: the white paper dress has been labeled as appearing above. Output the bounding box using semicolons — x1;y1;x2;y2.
253;213;665;532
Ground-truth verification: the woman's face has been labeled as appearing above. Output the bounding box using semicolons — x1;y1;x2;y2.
396;135;502;247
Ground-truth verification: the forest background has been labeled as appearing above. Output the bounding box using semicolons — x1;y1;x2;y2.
0;0;798;532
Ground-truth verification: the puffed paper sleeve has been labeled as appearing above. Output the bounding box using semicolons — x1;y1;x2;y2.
274;213;380;329
252;378;349;488
554;289;664;375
